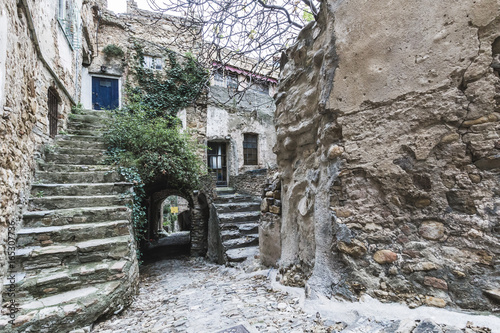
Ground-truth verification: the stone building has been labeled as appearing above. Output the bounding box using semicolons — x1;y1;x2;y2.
269;0;500;312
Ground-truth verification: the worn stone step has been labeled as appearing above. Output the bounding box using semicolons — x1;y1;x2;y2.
37;162;113;172
44;152;106;165
65;128;104;136
218;211;260;224
0;279;135;333
17;220;131;248
67;121;106;130
69;114;110;124
29;195;132;210
23;206;131;228
214;201;260;213
221;223;259;234
215;194;256;204
222;234;259;250
226;246;259;263
31;183;132;197
36;170;123;183
216;187;236;196
2;259;131;302
16;236;131;271
55;134;104;143
72;109;112;118
50;147;106;156
55;137;106;149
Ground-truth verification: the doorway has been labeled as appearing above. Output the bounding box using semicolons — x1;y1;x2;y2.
91;77;119;110
207;142;228;187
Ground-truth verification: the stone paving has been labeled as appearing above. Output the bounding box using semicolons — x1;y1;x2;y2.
91;257;499;333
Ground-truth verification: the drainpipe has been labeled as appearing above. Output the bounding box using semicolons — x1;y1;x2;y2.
19;0;76;106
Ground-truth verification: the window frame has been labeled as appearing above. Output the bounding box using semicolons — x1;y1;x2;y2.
243;133;258;165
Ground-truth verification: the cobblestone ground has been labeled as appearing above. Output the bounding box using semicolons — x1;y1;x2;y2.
91;257;499;333
92;257;331;333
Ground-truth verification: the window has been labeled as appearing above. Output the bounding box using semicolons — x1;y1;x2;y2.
243;134;258;165
213;69;225;87
48;89;59;138
226;72;238;90
58;0;76;47
143;55;163;70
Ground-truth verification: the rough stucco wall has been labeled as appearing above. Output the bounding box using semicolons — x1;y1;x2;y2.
275;0;500;311
0;0;92;301
207;86;277;180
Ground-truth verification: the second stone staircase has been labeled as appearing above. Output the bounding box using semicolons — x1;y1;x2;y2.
0;109;139;333
214;188;261;263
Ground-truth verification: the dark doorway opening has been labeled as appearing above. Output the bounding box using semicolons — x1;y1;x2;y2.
207;141;228;187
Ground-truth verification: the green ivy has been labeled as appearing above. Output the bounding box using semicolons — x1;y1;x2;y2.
102;44;125;58
129;45;208;118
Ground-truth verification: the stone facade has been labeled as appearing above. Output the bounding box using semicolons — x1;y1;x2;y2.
0;0;98;302
259;169;282;267
273;0;500;311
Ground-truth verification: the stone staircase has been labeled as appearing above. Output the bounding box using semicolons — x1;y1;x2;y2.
0;110;139;333
214;188;261;263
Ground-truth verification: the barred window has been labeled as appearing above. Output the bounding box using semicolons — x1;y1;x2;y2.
243;134;258;165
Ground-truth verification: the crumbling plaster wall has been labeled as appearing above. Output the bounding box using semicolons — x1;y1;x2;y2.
207;86;277;181
275;0;500;311
0;0;95;300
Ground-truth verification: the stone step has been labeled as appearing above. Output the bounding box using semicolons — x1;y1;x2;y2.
0;279;135;333
44;152;105;165
220;223;259;236
17;220;130;248
15;236;131;271
56;140;106;150
218;211;260;224
214;194;256;204
23;206;131;228
72;109;112;118
36;170;122;183
216;187;236;196
50;147;106;156
29;195;132;210
31;183;132;197
222;234;259;250
55;134;104;143
2;259;131;302
69;113;110;124
67;121;106;130
214;201;260;213
226;246;259;263
65;128;104;136
37;162;113;172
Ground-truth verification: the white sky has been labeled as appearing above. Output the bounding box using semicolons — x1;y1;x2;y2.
107;0;151;13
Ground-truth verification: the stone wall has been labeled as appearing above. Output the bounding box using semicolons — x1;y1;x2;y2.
0;0;96;301
274;0;500;311
232;169;268;196
259;169;282;267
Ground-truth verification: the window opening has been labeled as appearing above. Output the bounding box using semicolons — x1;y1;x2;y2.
48;89;59;138
243;134;258;165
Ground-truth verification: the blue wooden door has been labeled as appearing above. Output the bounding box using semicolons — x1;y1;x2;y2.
92;77;119;110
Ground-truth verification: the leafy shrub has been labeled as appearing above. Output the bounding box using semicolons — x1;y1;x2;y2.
104;107;205;192
102;44;125;58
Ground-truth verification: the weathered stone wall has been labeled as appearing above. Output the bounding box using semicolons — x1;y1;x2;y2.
259;169;282;267
232;169;267;196
274;0;500;311
0;0;96;300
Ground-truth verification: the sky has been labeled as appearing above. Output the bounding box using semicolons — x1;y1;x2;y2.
107;0;151;13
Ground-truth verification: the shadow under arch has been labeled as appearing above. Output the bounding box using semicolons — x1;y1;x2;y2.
141;182;211;260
